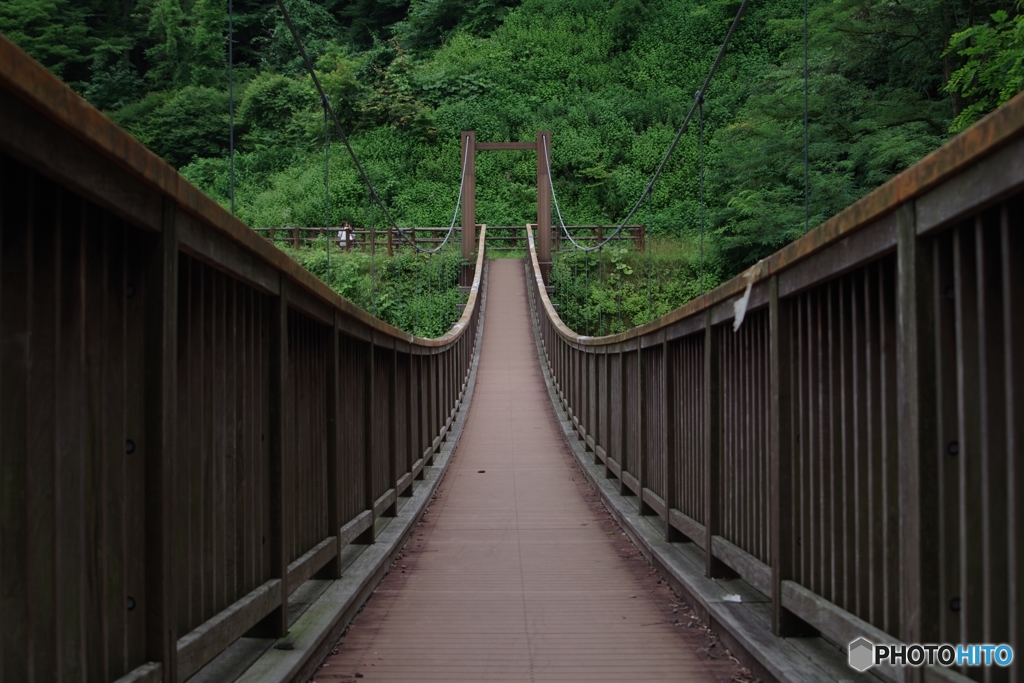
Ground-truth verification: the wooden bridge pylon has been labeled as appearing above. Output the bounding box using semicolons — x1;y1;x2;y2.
461;130;553;282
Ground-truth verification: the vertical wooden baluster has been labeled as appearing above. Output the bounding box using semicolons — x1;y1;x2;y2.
1000;200;1024;683
770;276;798;634
619;348;628;494
107;215;129;678
839;275;853;612
664;340;681;541
54;192;86;682
1;158;32;683
954;222;983;654
405;347;413;492
584;349;591;448
427;349;435;464
975;209;1009;669
896;202;939;671
443;348;450;432
363;332;376;543
435;349;441;452
704;311;725;577
413;354;424;479
143;197;178;678
256;273;288;637
604;348;613;479
639;345;652;515
569;344;575;423
323;313;342;578
387;341;398;516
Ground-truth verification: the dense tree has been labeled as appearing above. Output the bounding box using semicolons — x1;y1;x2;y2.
4;0;1022;284
945;1;1024;130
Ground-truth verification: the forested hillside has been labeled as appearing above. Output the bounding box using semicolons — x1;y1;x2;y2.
3;0;1022;279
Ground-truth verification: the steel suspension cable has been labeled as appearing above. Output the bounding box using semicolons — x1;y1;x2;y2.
228;0;235;216
617;288;622;332
324;94;330;284
573;250;579;327
598;245;604;335
275;0;467;254
543;0;749;253
803;0;810;233
698;92;705;294
646;189;653;323
585;252;590;336
369;186;377;317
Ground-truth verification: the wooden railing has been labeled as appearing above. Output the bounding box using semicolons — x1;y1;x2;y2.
251;225;466;255
503;224;644;253
526;92;1024;683
0;36;486;683
251;224;644;254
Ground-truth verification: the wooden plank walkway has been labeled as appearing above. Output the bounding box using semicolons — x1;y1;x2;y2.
316;260;736;682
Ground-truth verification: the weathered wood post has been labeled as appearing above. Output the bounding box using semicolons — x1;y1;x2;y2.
144;197;179;680
461;131;476;285
664;340;681;541
769;275;797;635
263;274;289;636
386;339;398;517
703;310;726;577
363;332;377;542
324;312;343;578
896;201;939;678
537;130;552;281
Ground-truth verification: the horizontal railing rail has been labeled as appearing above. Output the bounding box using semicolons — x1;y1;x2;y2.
525;223;645;252
0;36;486;683
526;91;1024;683
251;225;476;254
251;224;644;254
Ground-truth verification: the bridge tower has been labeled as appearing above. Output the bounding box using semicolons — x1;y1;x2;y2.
461;130;553;281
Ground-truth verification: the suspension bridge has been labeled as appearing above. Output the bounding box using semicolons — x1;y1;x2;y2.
3;0;1024;679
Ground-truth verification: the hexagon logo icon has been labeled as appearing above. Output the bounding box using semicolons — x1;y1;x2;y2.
849;638;875;672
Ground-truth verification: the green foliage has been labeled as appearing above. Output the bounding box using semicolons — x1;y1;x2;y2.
0;0;92;81
144;0;189;87
261;0;341;73
286;238;468;337
394;0;520;50
945;5;1024;131
8;0;1023;324
115;86;229;167
710;52;948;271
359;42;437;137
335;0;412;51
703;0;960;273
549;238;722;335
83;49;146;110
607;0;646;52
237;71;318;149
189;0;227;87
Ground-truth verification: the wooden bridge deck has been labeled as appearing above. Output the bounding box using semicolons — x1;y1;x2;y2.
317;260;735;682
